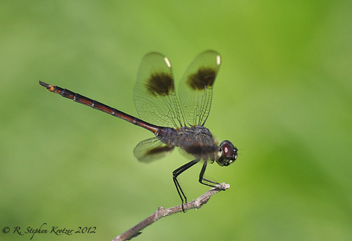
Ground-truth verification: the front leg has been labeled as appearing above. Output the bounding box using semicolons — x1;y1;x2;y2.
199;161;219;187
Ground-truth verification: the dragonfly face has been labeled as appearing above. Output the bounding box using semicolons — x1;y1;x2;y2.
40;50;239;212
216;140;238;166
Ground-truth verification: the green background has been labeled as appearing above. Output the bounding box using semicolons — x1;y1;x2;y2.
1;1;351;240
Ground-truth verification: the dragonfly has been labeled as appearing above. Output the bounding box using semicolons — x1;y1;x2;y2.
39;50;238;211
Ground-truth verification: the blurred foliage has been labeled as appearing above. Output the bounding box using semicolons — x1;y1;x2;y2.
1;0;351;240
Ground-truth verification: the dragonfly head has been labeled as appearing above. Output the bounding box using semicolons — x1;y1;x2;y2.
216;140;238;166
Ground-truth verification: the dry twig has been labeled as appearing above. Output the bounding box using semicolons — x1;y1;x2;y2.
111;182;230;241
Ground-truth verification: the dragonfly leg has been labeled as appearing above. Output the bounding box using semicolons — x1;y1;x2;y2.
199;161;219;187
173;160;199;212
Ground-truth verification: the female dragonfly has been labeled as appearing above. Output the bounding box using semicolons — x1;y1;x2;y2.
40;50;238;211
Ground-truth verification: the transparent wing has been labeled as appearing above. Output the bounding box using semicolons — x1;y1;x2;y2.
134;52;184;128
178;50;221;126
133;137;175;163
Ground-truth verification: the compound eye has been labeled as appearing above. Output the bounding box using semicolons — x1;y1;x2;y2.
222;143;233;158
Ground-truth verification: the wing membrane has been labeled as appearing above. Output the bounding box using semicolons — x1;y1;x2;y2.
134;53;184;128
133;137;175;163
178;50;221;126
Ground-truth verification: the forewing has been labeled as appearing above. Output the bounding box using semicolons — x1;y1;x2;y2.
178;50;221;126
133;137;175;163
134;53;184;128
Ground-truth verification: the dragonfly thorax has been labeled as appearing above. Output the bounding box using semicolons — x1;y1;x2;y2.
159;125;218;161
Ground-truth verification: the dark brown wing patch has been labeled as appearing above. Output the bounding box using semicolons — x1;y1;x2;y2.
146;145;174;155
146;72;175;96
186;67;217;90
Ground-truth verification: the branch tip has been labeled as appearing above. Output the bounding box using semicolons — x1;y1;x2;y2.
112;183;230;241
